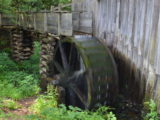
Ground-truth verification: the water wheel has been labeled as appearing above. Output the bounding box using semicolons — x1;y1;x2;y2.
47;35;119;109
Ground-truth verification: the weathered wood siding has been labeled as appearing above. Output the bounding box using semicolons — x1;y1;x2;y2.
60;13;73;36
47;13;59;34
72;0;160;111
73;12;93;33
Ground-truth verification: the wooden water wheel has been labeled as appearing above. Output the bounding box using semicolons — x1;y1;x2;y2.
43;35;119;109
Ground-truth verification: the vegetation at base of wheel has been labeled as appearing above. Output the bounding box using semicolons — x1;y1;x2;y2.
143;99;160;120
28;85;117;120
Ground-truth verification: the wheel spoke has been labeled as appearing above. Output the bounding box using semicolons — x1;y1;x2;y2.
70;85;88;109
58;41;69;70
69;44;73;65
53;60;64;73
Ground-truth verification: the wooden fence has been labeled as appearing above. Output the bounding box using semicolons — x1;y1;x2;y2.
0;12;73;36
0;7;93;36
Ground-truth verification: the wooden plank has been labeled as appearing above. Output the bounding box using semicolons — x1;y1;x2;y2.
72;12;80;31
18;13;24;26
60;13;72;36
149;0;160;68
18;13;28;28
156;11;160;74
137;0;146;59
23;14;29;28
47;13;59;35
0;14;2;25
79;12;92;34
35;13;45;33
28;13;35;28
1;14;16;26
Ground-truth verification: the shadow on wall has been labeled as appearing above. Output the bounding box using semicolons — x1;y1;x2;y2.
112;48;146;104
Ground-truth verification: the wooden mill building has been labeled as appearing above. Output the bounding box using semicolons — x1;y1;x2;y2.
0;0;160;112
72;0;160;111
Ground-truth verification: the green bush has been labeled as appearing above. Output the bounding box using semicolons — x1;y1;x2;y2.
143;99;160;120
28;105;117;120
1;99;21;110
30;85;58;113
28;85;117;120
0;42;40;100
0;52;19;72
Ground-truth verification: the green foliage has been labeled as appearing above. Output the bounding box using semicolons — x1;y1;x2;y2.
53;0;71;6
9;0;71;12
28;85;117;120
0;42;40;100
30;85;58;113
0;0;12;13
0;40;9;46
11;0;40;12
1;99;21;110
0;110;18;120
0;52;19;72
0;0;71;13
96;106;117;120
143;99;160;120
0;110;24;120
0;42;40;119
28;104;117;120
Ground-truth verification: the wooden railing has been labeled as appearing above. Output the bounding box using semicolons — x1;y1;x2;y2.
0;3;93;36
0;12;73;36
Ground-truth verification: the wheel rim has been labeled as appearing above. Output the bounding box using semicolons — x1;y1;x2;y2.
49;35;118;109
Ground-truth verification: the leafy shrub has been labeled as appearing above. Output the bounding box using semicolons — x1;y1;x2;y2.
30;85;58;113
29;85;117;120
143;99;160;120
28;105;117;120
0;66;40;100
0;42;40;100
1;99;21;110
0;82;22;100
0;52;19;72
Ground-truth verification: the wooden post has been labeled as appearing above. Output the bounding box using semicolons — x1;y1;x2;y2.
0;13;2;25
44;12;48;32
50;6;54;12
58;13;61;36
33;13;36;30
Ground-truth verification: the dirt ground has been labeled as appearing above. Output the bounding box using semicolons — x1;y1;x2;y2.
1;97;36;120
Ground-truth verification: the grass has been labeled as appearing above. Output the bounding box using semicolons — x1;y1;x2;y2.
1;99;21;110
0;42;40;120
29;85;58;114
0;42;40;101
28;85;117;120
